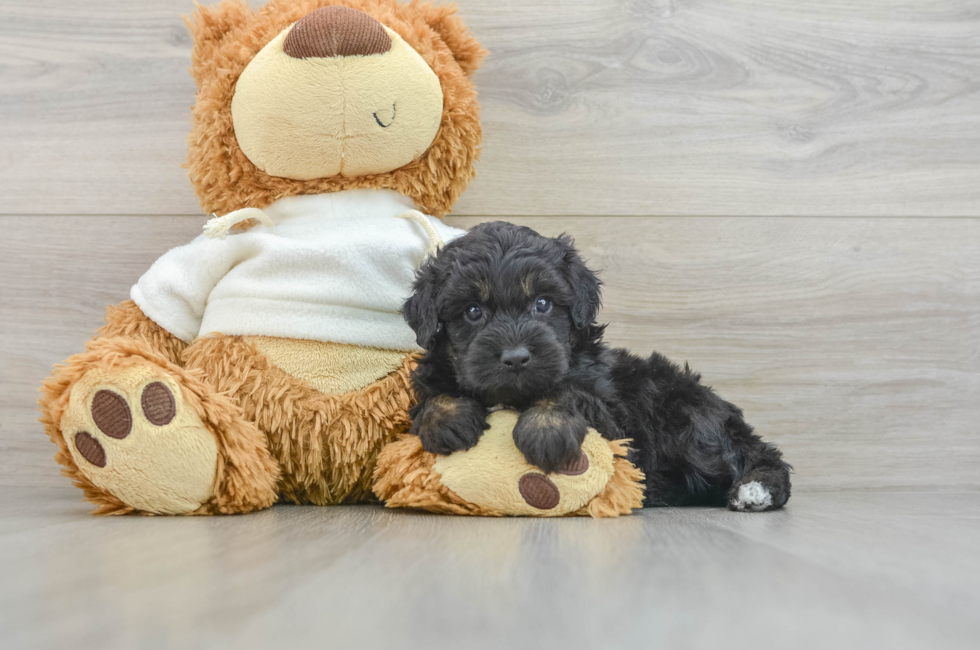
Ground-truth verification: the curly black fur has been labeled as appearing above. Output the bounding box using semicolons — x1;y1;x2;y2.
402;221;791;511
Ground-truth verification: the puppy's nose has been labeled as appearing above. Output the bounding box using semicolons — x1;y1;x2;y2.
283;6;392;59
500;347;531;369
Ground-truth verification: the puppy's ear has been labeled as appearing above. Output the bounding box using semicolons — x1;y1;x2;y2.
557;234;602;329
402;264;442;349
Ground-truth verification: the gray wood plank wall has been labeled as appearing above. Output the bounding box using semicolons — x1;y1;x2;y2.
1;1;978;492
3;0;979;217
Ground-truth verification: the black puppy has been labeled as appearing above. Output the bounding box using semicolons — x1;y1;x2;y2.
402;221;791;511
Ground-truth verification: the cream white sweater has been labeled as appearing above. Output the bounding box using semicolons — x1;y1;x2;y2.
131;189;464;351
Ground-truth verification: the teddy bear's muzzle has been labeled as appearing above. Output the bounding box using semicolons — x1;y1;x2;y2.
283;5;392;59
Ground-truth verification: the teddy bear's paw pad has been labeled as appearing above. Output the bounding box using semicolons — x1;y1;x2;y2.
73;431;106;468
140;382;177;425
729;481;773;512
514;452;589;509
518;474;561;510
89;382;176;438
61;362;218;514
90;389;133;439
558;451;589;476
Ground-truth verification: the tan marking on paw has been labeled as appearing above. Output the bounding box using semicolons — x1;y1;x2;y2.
522;402;569;429
431;394;459;416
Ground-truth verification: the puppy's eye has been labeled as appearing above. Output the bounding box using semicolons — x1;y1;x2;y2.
533;297;552;314
464;304;483;322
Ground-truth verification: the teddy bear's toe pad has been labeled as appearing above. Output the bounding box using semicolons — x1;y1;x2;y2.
518;473;561;509
61;362;218;514
558;451;589;476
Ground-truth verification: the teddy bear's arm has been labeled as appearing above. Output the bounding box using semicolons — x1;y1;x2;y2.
96;300;187;367
130;234;247;344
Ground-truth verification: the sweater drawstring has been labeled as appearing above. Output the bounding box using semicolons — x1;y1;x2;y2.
204;207;274;240
397;209;444;260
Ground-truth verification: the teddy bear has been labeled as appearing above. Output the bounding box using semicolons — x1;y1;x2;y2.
39;0;644;517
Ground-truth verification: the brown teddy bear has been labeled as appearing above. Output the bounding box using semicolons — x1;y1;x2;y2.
39;0;643;517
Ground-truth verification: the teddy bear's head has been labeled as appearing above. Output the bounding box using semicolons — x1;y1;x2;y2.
186;0;485;217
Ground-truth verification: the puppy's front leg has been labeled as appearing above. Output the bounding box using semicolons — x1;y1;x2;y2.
411;395;489;455
513;400;588;474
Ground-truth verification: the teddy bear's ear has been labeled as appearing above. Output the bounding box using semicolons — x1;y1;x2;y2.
183;0;253;88
416;2;487;77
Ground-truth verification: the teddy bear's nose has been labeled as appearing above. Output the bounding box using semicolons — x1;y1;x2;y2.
283;6;392;59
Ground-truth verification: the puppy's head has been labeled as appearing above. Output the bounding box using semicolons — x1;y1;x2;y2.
403;221;601;406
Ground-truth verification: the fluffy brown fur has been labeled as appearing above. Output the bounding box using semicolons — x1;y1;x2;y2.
572;440;645;518
183;336;419;505
373;434;502;515
98;300;186;366
185;0;485;218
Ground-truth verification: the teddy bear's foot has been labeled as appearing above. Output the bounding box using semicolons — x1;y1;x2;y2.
374;410;645;517
60;359;219;514
41;337;280;515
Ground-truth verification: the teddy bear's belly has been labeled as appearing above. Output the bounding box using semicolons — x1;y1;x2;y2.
246;336;409;395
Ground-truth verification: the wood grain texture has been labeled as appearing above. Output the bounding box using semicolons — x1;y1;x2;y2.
2;1;979;216
0;216;205;488
0;487;978;650
2;215;978;491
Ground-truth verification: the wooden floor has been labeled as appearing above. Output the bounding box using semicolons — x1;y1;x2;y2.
0;488;977;650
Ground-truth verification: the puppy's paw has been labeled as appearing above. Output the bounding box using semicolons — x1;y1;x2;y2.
412;395;488;456
728;481;774;512
513;404;588;474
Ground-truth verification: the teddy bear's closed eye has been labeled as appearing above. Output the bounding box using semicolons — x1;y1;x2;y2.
374;103;396;128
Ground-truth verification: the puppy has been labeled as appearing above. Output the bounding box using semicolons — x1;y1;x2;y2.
402;221;791;511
